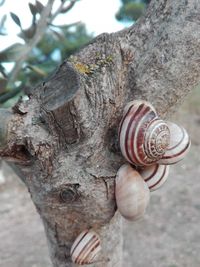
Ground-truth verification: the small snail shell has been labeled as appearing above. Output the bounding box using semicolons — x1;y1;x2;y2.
139;164;170;191
115;164;150;221
158;122;191;165
119;100;170;166
70;229;101;265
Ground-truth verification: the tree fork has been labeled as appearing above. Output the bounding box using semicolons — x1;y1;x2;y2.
1;1;200;266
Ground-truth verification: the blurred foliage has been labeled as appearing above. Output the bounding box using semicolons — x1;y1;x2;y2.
0;0;5;7
0;0;93;106
116;0;151;23
16;23;92;86
0;14;7;35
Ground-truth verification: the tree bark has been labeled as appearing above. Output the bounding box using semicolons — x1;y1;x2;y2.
1;0;200;266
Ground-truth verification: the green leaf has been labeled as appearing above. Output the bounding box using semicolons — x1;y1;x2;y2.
50;28;65;41
26;65;47;77
35;0;44;14
0;43;25;62
22;24;37;40
0;14;6;29
0;0;5;7
29;3;38;16
116;2;145;22
0;14;7;35
0;64;7;78
0;78;7;94
10;12;22;28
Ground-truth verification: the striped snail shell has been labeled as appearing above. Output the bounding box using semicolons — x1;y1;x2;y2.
123;100;157;116
70;229;101;265
115;164;150;221
139;164;170;191
158;122;191;165
119;100;170;166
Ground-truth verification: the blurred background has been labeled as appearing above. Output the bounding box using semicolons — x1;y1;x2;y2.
0;0;200;266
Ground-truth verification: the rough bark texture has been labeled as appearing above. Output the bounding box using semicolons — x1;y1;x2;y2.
1;1;200;266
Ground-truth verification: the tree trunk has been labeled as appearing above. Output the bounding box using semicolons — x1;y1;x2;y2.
1;0;200;266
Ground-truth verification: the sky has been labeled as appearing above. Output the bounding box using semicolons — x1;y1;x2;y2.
0;0;126;51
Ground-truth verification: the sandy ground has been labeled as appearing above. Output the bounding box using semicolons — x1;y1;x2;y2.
0;98;200;267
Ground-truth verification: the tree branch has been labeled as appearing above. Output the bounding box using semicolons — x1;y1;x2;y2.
0;86;21;103
9;0;55;83
9;0;79;84
51;0;78;20
116;0;200;116
1;1;200;267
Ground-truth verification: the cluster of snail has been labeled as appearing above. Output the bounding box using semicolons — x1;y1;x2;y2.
116;100;190;220
70;100;191;265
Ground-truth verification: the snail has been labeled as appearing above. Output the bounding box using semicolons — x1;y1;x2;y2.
122;100;157;116
70;229;101;265
139;164;170;191
158;121;191;165
119;100;170;166
115;164;150;221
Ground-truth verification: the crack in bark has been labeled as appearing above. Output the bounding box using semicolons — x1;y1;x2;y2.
102;178;109;200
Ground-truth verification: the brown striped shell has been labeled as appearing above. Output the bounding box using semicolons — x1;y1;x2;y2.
158;122;191;165
123;100;157;116
70;229;101;265
115;164;150;221
119;100;170;166
139;164;170;191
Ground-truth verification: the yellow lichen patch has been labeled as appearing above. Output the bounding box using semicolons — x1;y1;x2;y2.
69;54;114;76
73;62;92;75
105;55;113;63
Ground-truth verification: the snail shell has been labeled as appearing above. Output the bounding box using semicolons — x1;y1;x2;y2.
158;122;191;165
139;164;170;191
70;229;101;265
115;164;150;221
119;100;170;166
123;100;157;116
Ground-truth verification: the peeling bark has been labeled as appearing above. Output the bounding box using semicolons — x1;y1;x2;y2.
1;1;200;266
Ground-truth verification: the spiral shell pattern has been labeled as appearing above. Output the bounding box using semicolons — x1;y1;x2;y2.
139;164;170;191
123;100;157;116
119;101;170;166
158;122;191;165
70;229;101;265
115;164;150;221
